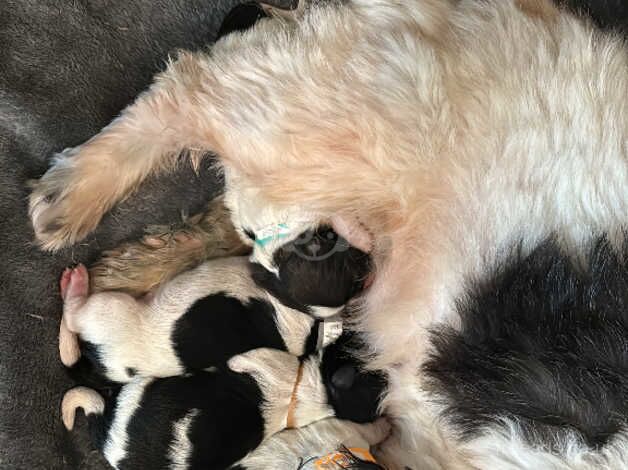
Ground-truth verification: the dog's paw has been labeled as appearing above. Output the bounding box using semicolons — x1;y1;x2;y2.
29;151;101;251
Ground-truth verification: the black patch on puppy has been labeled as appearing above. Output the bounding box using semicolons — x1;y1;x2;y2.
172;293;287;371
252;226;371;314
321;332;386;423
66;356;116;390
243;228;257;242
424;237;628;448
302;320;321;358
116;370;265;469
77;341;111;384
217;3;268;39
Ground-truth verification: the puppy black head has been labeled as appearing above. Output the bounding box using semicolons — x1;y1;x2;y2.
321;332;386;424
251;225;371;315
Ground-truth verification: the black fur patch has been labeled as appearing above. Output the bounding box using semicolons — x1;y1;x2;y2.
88;387;120;453
424;237;628;448
252;226;371;314
243;228;257;242
217;3;268;39
302;320;321;359
172;293;287;371
561;0;628;33
321;332;386;424
115;370;265;469
78;341;110;382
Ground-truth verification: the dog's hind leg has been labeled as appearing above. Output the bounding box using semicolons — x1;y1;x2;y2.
90;196;249;296
29;51;228;252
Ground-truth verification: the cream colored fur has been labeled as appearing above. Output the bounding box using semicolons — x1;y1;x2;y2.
235;417;390;469
35;0;628;467
228;348;334;435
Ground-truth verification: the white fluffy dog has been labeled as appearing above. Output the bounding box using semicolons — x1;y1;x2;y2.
29;1;628;468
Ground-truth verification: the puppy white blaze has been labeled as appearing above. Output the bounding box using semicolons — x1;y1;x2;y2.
104;378;151;469
168;408;200;470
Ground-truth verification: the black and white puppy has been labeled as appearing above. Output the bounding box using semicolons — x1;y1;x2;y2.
61;348;333;470
60;231;370;383
62;339;387;470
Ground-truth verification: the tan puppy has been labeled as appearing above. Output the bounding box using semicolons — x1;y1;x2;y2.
30;1;628;468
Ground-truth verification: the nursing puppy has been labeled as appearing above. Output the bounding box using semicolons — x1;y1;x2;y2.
233;417;390;470
30;0;628;468
60;229;370;382
61;348;338;470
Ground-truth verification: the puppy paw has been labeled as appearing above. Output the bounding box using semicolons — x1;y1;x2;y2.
59;265;88;366
59;267;72;300
61;387;104;431
358;417;392;446
59;320;81;367
65;264;89;301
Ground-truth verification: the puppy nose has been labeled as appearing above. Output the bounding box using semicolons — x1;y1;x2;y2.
331;365;356;389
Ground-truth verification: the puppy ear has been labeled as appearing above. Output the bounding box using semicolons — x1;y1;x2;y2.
330;215;373;253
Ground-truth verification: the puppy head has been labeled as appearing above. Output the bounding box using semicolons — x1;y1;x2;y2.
225;175;371;316
250;225;371;317
321;332;386;424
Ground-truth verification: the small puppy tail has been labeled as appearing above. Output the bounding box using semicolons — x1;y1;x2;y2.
59;318;81;367
61;386;105;431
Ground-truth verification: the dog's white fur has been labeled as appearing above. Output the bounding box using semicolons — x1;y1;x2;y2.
462;421;628;470
234;417;390;469
228;348;334;432
35;0;628;467
61;257;315;382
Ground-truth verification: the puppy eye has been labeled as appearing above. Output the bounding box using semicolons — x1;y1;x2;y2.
243;228;256;241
